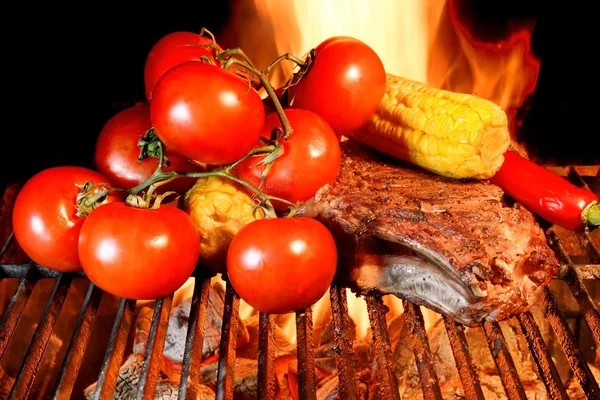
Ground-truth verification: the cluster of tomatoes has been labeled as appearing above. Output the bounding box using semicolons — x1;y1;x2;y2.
11;30;386;314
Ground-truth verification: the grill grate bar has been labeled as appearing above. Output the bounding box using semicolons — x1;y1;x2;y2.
52;282;103;400
403;301;443;400
442;316;485;400
92;298;137;400
257;313;276;399
215;278;240;399
548;231;600;344
0;232;14;261
482;321;528;400
516;312;569;400
0;266;37;360
365;294;400;400
296;307;316;400
567;166;592;189
178;277;211;400
329;285;359;399
576;230;600;264
9;273;72;400
541;286;600;399
0;264;85;279
136;295;173;400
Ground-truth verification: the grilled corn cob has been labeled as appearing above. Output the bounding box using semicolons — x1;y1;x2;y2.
347;74;510;179
183;176;264;272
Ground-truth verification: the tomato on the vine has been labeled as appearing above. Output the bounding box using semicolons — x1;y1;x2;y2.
150;61;266;165
12;166;118;272
78;202;201;300
144;31;220;101
227;217;337;314
235;108;341;209
95;103;200;194
290;36;386;136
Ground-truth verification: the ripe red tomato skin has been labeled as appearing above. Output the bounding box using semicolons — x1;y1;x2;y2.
144;31;219;101
236;109;341;209
227;217;337;314
78;202;201;300
490;151;599;231
95;103;199;194
12;166;118;272
151;61;266;165
290;36;387;136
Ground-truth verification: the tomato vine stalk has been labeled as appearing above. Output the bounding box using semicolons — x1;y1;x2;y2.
76;28;312;219
199;27;309;141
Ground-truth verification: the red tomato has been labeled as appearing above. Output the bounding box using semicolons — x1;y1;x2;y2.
12;167;118;272
151;61;266;165
235;109;341;209
227;217;337;314
290;36;387;136
144;31;220;101
78;202;201;299
95;103;200;194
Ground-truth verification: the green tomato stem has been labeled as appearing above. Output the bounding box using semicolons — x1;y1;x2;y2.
262;53;306;77
127;145;286;218
218;50;294;141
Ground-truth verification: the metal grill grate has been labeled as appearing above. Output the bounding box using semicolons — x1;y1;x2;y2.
0;165;599;400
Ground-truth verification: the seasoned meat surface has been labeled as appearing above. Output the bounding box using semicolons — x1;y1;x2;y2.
298;141;558;326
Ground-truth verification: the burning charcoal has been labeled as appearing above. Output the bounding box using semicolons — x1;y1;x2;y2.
286;361;299;396
315;343;336;359
565;362;600;399
353;337;375;384
83;354;215;400
0;366;14;399
133;307;153;355
315;357;337;377
392;317;548;399
85;300;226;399
314;317;354;359
318;315;357;348
316;376;339;400
236;313;295;359
387;313;405;347
198;358;258;399
202;282;249;358
274;354;296;399
464;320;547;399
136;282;249;369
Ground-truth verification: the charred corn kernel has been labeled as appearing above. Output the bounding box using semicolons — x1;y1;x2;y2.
183;176;264;271
347;74;510;179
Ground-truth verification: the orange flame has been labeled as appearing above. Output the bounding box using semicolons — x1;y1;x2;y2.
213;0;542;336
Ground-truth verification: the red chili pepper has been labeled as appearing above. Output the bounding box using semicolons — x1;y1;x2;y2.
490;151;599;231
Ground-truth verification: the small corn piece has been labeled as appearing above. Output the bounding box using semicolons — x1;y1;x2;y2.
183;176;264;272
347;74;511;179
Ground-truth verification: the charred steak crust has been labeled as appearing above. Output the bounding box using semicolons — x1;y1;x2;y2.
298;141;559;326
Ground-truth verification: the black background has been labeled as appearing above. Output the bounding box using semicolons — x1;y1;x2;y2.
4;0;597;189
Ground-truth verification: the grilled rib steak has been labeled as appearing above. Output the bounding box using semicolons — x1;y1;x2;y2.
297;141;559;326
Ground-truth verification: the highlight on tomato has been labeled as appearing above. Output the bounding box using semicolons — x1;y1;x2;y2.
290;36;387;136
235;108;341;209
94;102;199;194
78;201;201;300
144;31;220;101
150;61;266;165
12;166;118;272
226;217;338;314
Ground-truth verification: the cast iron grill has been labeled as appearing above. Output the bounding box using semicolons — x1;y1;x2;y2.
0;165;598;400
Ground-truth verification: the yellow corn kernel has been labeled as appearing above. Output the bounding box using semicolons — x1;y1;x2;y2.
183;176;264;271
347;74;510;179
